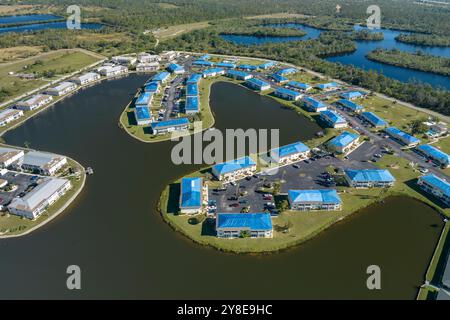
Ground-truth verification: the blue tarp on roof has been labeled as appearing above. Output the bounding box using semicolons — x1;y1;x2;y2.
362;112;387;127
167;63;184;73
340;91;364;99
338;99;364;112
227;69;251;78
276;67;297;75
302;96;326;111
216;62;236;68
272;141;309;159
199;54;210;60
417;145;450;165
151;117;189;129
185;96;199;112
289;189;341;204
152;71;170;82
419;174;450;197
246;78;269;89
270;73;288;83
202;68;224;77
135;106;151;120
144;81;159;93
345;169;395;182
275;87;301;99
135;92;152;106
329;131;360;148
180;177;202;208
186;73;201;84
193;60;214;66
237;64;259;71
385;127;420;145
317;82;340;90
287;81;311;90
216;213;272;231
259;61;276;69
320;110;346;125
213;156;256;175
186;84;198;96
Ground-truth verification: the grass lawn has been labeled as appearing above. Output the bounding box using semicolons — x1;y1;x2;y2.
0;49;101;103
0;158;85;236
154;21;211;41
244;13;310;20
0;46;44;63
356;95;430;130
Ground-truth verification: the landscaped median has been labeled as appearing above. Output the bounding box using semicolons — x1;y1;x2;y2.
158;151;450;254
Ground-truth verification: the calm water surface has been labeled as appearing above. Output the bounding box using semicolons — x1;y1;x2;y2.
220;24;450;89
0;21;103;34
0;77;443;299
0;14;62;25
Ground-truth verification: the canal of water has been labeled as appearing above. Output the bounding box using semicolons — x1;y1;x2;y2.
0;76;443;299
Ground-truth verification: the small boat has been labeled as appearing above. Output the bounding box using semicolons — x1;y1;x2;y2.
86;167;94;175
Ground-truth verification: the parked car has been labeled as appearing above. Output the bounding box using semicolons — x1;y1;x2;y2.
229;203;239;208
293;164;300;169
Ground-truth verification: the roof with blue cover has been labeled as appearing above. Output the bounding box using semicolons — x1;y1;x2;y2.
152;71;170;82
186;73;201;84
135;92;152;106
144;81;160;93
193;60;215;67
216;213;272;231
317;82;340;90
287;81;311;90
227;69;251;78
417;145;450;165
185;96;199;112
340;91;364;99
186;84;198;96
289;189;342;204
135;106;151;120
167;63;184;73
237;64;259;71
271;141;310;159
419;174;450;197
302;96;326;110
246;77;269;88
199;54;210;60
320;110;347;125
202;68;224;76
362;112;387;126
338;99;363;112
151;117;189;129
216;62;236;68
180;177;202;208
345;169;395;182
385;127;420;144
270;73;289;83
213;156;256;175
275;87;301;98
259;61;275;69
329;131;360;148
276;67;297;75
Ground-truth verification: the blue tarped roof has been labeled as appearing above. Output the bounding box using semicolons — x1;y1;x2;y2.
385;127;420;144
271;141;310;159
419;174;450;197
213;156;256;175
287;81;311;90
151;117;189;129
329;131;360;147
320;110;347;124
180;177;202;208
338;99;364;111
288;189;342;204
345;169;395;182
362;112;387;126
417;144;450;165
216;213;272;231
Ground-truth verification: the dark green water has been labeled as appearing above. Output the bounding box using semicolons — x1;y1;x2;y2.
0;75;443;299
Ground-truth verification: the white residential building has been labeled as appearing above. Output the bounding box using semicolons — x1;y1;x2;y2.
112;55;137;66
136;62;160;72
20;151;67;176
46;82;77;96
0;109;23;126
16;94;53;111
8;178;71;219
137;53;160;63
160;51;177;61
98;65;129;77
0;147;25;168
71;72;101;85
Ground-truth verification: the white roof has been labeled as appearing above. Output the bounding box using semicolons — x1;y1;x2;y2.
21;151;65;170
8;178;69;212
76;72;99;81
18;94;51;106
0;108;21;120
51;81;76;91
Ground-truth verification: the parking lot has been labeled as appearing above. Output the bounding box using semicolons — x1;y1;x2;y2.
0;171;43;209
208;153;377;214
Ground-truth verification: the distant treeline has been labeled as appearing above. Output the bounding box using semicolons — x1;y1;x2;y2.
367;49;450;76
396;33;450;47
160;28;450;115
